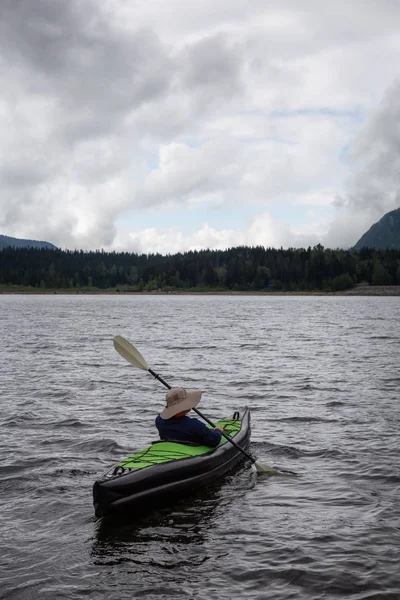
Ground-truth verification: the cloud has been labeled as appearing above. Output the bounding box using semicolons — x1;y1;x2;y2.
0;1;173;124
112;211;322;255
324;79;400;248
0;0;399;251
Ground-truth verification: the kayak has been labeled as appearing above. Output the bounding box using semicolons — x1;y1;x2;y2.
93;406;251;518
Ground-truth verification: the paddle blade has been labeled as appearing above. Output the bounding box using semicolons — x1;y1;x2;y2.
252;461;279;475
252;462;297;476
113;336;149;371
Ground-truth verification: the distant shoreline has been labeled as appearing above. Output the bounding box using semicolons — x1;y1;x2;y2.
1;286;400;296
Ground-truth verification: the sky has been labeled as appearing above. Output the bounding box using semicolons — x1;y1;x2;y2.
1;0;400;254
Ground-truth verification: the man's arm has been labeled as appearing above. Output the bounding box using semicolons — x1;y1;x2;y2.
190;418;223;447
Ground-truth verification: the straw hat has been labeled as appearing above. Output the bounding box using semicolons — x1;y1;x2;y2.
160;387;202;419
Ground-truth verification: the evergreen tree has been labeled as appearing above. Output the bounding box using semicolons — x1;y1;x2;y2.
1;245;400;291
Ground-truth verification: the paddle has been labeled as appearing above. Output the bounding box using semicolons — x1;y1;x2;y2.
113;335;278;475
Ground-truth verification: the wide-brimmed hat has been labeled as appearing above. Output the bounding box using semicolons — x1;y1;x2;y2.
160;387;202;419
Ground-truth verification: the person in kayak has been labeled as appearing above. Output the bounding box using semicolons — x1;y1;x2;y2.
156;387;224;447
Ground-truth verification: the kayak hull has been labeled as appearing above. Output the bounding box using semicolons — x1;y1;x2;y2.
93;407;251;518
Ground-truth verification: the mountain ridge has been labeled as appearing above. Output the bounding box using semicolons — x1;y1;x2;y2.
0;234;57;250
354;208;400;250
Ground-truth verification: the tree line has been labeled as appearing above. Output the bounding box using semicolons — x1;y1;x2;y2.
1;245;399;291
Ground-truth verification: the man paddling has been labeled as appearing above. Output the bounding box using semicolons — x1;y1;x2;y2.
156;387;224;447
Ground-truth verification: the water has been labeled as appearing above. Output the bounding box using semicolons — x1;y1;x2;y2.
1;294;399;600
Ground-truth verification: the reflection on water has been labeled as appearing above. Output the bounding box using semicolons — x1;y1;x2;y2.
90;469;256;599
93;468;253;563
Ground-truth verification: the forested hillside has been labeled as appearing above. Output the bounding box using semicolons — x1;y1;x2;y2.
1;245;399;291
354;208;400;250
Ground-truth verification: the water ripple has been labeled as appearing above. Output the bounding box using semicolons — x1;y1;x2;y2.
1;294;400;599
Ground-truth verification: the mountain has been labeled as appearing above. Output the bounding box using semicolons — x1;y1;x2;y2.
354;208;400;250
0;234;57;250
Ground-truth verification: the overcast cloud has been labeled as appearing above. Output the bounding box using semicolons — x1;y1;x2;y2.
1;0;399;253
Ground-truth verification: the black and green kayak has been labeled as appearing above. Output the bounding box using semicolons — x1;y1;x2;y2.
93;407;250;517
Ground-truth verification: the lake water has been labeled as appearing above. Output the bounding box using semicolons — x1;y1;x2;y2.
1;294;400;600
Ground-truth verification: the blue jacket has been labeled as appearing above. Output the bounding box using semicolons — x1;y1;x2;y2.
155;415;222;448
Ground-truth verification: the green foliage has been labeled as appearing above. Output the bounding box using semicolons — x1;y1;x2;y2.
1;245;400;292
330;273;354;291
372;261;392;285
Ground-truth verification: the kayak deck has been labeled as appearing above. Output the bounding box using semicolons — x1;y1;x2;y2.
114;418;242;472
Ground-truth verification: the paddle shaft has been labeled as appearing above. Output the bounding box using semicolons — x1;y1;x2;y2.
148;367;257;465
